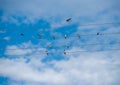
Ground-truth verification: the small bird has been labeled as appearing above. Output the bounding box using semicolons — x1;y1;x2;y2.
77;34;80;38
45;50;49;55
64;50;66;55
52;35;56;39
66;43;70;48
66;18;72;22
20;33;24;36
97;32;100;35
37;33;42;38
49;44;53;49
64;34;67;39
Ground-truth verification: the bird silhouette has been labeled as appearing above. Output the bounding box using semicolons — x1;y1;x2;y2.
45;51;49;55
66;43;70;48
97;32;100;35
49;44;53;49
66;18;72;22
77;34;80;38
64;34;67;39
64;50;66;54
52;35;56;39
20;33;24;36
37;33;42;38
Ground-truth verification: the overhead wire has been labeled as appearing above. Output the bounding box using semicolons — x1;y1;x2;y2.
2;48;120;56
71;32;120;37
0;22;120;32
1;42;120;50
2;32;120;41
67;48;120;54
78;22;120;27
1;21;120;56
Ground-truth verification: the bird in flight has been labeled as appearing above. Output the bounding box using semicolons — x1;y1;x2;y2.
52;35;56;39
66;18;72;22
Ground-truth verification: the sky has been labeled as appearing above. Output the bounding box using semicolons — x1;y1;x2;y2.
0;0;120;85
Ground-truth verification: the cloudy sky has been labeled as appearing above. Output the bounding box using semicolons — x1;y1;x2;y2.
0;0;120;85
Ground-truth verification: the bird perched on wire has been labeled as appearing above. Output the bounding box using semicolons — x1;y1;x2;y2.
97;32;100;35
77;34;80;38
66;18;72;22
52;35;56;40
64;50;66;54
45;50;49;55
66;43;70;48
49;44;53;49
37;33;42;38
64;34;67;39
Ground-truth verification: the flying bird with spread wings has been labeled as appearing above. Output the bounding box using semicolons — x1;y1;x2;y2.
66;18;72;22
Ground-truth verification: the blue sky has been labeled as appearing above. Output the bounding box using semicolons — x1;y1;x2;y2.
0;0;120;85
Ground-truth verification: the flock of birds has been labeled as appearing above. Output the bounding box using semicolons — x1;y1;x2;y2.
20;18;72;55
18;18;102;55
3;18;118;55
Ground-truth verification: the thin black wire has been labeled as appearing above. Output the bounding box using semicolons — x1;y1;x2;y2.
3;32;120;41
71;32;120;37
1;22;120;32
3;49;120;56
67;49;120;54
78;22;120;27
1;42;120;50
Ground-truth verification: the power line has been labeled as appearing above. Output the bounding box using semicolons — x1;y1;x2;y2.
17;32;120;38
71;32;120;37
1;42;120;50
3;49;120;56
1;22;120;32
67;49;120;54
78;22;120;27
3;32;120;41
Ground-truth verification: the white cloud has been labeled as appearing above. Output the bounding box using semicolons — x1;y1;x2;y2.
0;0;120;84
0;58;67;85
3;36;11;41
5;42;46;57
0;46;120;85
5;45;33;56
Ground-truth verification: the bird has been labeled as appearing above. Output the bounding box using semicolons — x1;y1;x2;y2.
64;50;66;54
97;32;100;35
20;33;24;36
49;44;53;49
52;35;56;39
77;34;80;38
37;33;42;38
66;18;72;22
64;34;67;39
66;43;70;48
45;50;49;55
